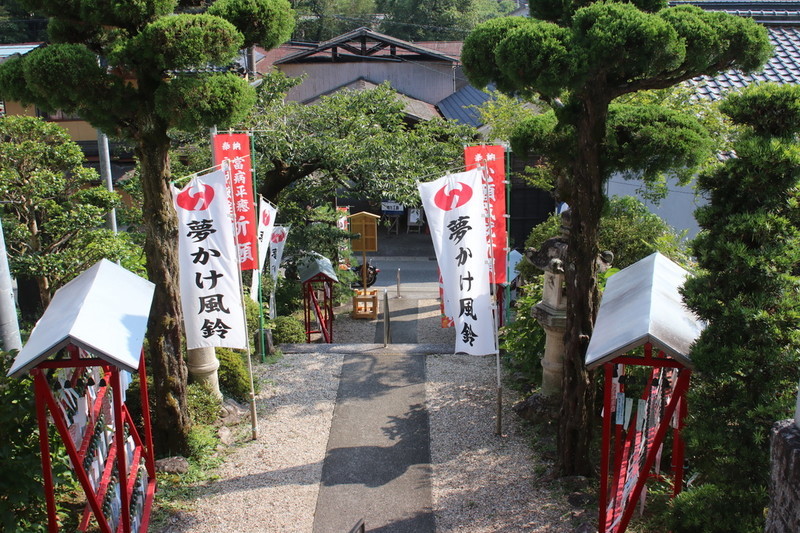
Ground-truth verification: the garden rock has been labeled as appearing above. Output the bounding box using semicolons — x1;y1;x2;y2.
155;456;189;474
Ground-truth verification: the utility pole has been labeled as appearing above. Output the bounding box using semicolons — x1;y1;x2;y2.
0;215;22;351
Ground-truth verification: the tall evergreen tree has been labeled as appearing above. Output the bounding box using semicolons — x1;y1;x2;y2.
0;0;294;454
461;2;771;474
675;84;800;531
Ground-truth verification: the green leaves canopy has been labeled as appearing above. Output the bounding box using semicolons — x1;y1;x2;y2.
464;4;770;103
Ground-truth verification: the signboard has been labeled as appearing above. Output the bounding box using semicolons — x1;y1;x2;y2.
381;201;404;215
212;133;258;270
464;145;508;284
173;169;247;350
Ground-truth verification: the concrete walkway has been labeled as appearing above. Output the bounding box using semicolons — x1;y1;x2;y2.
287;294;444;532
311;351;434;533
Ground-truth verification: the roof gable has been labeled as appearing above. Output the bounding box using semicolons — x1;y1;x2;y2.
275;27;460;65
585;253;705;370
7;259;155;378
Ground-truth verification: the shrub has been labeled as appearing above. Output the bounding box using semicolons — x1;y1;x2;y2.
500;278;546;389
186;382;221;425
677;84;800;531
216;348;257;403
0;351;73;532
270;315;306;344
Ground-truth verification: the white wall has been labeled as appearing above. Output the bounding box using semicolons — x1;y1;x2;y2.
605;175;707;240
281;62;465;104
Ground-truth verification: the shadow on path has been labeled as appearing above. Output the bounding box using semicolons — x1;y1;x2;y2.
312;352;434;533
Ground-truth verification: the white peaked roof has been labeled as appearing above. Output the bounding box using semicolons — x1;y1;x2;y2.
7;259;155;378
585;252;705;370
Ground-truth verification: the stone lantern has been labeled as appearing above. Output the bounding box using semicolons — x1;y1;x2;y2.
526;212;570;398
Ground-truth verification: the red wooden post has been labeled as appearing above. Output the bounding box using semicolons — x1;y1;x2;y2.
33;370;59;533
111;368;131;533
599;362;614;533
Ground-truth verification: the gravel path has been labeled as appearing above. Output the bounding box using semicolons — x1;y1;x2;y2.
156;300;580;532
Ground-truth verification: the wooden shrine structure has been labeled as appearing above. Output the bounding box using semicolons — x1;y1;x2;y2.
586;252;705;533
7;259;157;533
298;253;338;343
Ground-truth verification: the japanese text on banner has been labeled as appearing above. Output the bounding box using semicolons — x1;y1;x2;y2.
418;169;496;355
173;169;247;350
213;133;258;270
464;145;507;284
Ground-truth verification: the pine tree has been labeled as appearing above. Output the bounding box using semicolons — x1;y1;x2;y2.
0;0;294;454
676;83;800;531
461;1;771;474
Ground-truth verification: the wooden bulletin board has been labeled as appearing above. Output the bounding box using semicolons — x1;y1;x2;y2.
349;212;380;252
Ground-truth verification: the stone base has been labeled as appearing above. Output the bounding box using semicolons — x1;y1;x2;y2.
766;419;800;532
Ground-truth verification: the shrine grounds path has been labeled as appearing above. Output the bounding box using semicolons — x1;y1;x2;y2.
155;230;591;532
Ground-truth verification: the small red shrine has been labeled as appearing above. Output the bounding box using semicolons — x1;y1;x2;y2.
7;259;157;533
298;253;338;343
586;252;705;533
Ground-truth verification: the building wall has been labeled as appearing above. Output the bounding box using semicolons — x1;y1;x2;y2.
3;100;98;142
605;175;705;240
279;62;466;104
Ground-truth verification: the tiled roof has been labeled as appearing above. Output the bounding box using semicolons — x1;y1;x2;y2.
0;42;42;63
437;85;492;127
302;77;441;121
673;1;800;99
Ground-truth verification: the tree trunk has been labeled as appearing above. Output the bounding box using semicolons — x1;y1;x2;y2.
136;127;191;456
557;94;607;476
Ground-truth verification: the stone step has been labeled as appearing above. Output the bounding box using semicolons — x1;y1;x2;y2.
280;343;453;356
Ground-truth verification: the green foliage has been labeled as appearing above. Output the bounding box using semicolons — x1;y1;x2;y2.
270;315;306;344
248;76;476;206
500;278;545;387
376;0;515;41
156;73;256;131
275;275;303;316
0;351;73;532
208;0;295;48
0;0;295;455
291;0;377;41
670;483;765;533
678;84;800;531
463;0;771;475
186;382;222;426
518;196;687;281
132;14;244;71
721;82;800;138
0;115;143;310
216;348;256;403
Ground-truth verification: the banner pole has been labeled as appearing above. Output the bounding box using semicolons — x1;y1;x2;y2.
479;162;503;436
223;161;259;440
250;133;267;363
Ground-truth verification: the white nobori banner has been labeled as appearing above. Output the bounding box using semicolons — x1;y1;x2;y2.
267;225;290;319
173;169;247;350
249;196;278;301
418;168;496;355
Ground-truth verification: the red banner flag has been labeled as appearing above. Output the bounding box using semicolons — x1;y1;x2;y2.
213;133;258;271
464;145;507;284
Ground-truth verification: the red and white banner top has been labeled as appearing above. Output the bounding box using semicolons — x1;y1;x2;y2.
213;133;258;271
464;145;507;284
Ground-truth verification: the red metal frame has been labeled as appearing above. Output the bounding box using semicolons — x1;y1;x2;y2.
598;343;691;533
303;274;334;343
31;346;156;532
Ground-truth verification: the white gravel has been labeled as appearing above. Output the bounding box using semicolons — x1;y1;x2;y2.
156;300;577;532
